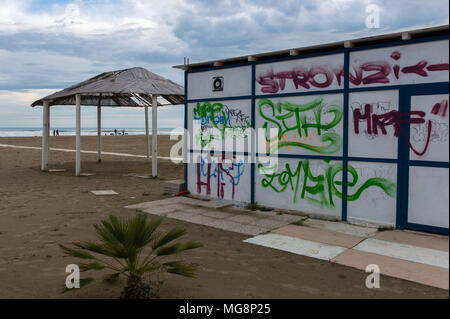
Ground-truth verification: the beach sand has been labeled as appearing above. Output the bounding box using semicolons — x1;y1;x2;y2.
0;135;448;298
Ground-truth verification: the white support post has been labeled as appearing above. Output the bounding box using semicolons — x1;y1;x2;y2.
75;94;81;176
41;100;49;171
145;105;150;160
46;104;50;164
97;104;102;163
152;94;158;177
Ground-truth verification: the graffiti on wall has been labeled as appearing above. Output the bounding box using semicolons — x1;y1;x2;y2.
195;154;245;200
258;97;343;154
258;159;396;209
352;98;449;156
256;65;344;94
193;102;251;148
349;40;449;88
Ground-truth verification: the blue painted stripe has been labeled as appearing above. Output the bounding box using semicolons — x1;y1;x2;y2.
186;96;252;103
408;161;449;168
406;223;449;235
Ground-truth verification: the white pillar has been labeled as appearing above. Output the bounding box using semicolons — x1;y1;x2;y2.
75;94;81;176
46;105;50;164
97;104;102;163
145;105;150;160
152;94;158;177
41;100;49;171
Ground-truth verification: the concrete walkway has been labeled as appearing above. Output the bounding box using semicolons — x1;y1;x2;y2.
125;196;304;236
245;222;449;290
125;196;448;290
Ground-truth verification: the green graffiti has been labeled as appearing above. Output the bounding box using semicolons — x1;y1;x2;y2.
258;97;343;154
193;102;251;148
259;160;396;209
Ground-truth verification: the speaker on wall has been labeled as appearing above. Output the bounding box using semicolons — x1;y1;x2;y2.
212;76;224;91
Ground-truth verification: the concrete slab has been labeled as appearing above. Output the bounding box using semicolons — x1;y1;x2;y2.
354;238;449;269
270;213;306;223
227;214;261;224
48;169;66;172
123;173;153;179
167;211;216;225
332;249;449;290
374;230;449;252
252;218;291;229
302;218;379;237
142;204;184;216
273;225;364;249
200;210;234;219
90;190;118;196
244;233;347;261
80;173;96;176
205;219;268;236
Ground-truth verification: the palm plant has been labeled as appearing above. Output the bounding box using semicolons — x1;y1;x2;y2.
60;213;203;299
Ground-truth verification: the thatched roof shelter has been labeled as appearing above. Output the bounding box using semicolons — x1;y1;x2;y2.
31;67;184;177
32;67;184;107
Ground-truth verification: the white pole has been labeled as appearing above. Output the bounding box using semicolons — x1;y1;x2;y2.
152;94;158;177
41;100;49;171
75;94;81;176
46;105;50;165
97;103;102;163
145;105;150;160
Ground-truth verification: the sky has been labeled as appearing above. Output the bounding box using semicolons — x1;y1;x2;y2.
0;0;448;129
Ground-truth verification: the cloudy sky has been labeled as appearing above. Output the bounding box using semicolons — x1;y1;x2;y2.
0;0;448;129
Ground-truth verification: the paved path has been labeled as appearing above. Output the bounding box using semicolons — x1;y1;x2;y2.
245;223;449;290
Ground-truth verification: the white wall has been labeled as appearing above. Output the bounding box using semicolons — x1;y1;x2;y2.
186;39;449;231
349;40;449;88
256;53;344;95
256;94;344;156
187;153;251;203
187;66;251;100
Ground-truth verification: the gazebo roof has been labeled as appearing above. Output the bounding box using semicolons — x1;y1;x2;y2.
31;67;184;107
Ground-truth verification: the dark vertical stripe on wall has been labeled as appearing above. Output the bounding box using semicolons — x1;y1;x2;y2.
251;63;256;204
341;49;350;222
395;88;410;229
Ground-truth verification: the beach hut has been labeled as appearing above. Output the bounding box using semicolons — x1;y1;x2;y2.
31;67;184;177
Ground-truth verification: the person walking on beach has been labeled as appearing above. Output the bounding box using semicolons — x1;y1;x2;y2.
114;129;117;135
122;129;125;135
56;129;59;136
53;129;55;136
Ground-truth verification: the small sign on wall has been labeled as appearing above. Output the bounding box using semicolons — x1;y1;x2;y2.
212;76;224;91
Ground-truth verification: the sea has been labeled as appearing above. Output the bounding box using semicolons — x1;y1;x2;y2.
0;127;184;137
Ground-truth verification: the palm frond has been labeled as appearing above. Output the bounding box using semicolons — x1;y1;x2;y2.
59;244;95;259
62;277;94;293
152;228;187;249
79;262;105;272
103;272;121;282
166;263;197;278
155;243;184;256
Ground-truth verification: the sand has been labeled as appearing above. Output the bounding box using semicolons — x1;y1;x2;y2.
0;135;448;299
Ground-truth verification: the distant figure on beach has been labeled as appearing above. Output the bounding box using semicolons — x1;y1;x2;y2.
122;129;125;135
53;130;55;136
114;129;117;135
56;129;59;136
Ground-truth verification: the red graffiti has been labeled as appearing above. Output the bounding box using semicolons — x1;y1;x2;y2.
256;65;344;93
353;104;432;156
195;154;244;200
431;99;449;117
350;50;449;86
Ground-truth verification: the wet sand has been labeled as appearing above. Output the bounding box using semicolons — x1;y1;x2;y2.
0;135;447;298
